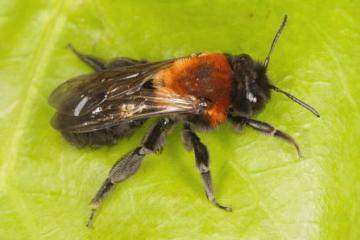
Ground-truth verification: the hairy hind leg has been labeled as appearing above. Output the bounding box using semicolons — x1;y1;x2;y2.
67;44;105;71
87;118;175;227
105;58;147;69
67;44;147;72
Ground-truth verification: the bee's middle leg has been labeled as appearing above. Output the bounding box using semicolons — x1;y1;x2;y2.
182;124;232;212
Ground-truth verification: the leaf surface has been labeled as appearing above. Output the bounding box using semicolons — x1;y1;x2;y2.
0;1;359;239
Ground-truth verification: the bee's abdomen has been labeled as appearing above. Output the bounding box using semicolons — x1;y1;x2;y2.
61;120;145;148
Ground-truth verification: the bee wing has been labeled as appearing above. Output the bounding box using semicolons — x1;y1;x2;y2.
52;88;204;133
48;60;175;117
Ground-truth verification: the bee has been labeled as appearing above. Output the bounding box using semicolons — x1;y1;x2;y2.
49;15;319;227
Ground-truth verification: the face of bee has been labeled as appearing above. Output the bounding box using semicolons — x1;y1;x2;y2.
228;54;272;117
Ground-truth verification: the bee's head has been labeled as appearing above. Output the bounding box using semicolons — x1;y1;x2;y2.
228;15;320;118
228;54;271;117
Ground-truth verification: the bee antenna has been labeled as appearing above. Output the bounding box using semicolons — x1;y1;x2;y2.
264;15;288;70
269;84;320;117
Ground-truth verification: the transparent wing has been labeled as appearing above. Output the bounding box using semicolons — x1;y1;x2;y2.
51;88;205;133
48;60;175;117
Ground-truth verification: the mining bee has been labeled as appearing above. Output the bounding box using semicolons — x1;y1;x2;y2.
49;15;319;227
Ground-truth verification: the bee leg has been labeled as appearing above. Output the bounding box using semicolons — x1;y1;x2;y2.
87;118;175;228
67;44;106;71
106;58;148;69
241;117;302;158
183;124;232;212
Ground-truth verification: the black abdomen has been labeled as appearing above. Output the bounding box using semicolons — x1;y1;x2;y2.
61;120;145;148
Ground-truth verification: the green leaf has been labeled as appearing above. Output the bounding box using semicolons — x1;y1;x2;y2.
1;1;359;239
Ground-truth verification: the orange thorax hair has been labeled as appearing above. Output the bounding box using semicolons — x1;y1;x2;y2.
154;53;233;126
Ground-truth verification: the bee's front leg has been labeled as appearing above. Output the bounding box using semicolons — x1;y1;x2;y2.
231;116;302;158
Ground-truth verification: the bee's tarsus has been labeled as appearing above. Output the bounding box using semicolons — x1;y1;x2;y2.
230;117;303;159
213;201;233;212
86;208;97;228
